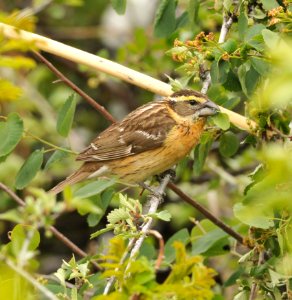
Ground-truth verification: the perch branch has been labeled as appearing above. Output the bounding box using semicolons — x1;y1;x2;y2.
103;174;172;295
0;22;256;132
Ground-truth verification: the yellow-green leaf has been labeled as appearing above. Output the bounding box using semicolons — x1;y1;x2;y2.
0;112;23;157
0;79;22;102
57;94;77;137
15;149;43;189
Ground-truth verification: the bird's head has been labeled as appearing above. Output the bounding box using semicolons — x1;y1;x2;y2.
167;89;219;121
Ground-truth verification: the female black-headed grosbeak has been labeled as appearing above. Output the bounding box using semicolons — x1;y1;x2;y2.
50;90;219;194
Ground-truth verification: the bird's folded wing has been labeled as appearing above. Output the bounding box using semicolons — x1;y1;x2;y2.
76;103;176;162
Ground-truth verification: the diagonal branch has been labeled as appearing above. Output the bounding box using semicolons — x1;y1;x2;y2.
168;182;245;246
0;22;256;133
32;51;116;123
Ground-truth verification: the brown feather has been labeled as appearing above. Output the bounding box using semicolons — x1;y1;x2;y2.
49;162;108;195
76;101;176;162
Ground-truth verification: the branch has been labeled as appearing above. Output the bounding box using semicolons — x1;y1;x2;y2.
148;230;165;270
200;6;237;94
219;12;234;43
249;250;265;300
0;22;256;133
32;51;116;123
167;182;245;246
0;182;100;270
128;174;171;261
103;174;172;295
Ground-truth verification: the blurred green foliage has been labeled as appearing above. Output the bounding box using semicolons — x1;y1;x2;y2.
0;0;292;299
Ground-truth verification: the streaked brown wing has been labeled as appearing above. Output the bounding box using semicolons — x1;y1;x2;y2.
76;101;176;162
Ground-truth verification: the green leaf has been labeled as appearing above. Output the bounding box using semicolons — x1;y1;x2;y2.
111;0;127;15
218;61;230;84
260;0;279;10
238;62;260;96
0;55;36;70
44;149;69;170
219;132;239;157
223;0;232;10
56;94;77;137
221;39;237;54
164;228;189;263
192;228;228;255
262;29;281;49
75;198;102;216
154;0;177;38
238;8;248;40
245;24;265;51
188;0;199;28
250;57;270;76
9;224;40;257
224;267;245;287
15;149;44;189
155;210;172;221
0;210;22;223
107;208;129;224
222;71;241;92
193;132;213;176
211;60;230;84
74;179;115;198
233;203;274;229
0;113;23;157
245;24;265;42
211;113;230;130
87;188;115;227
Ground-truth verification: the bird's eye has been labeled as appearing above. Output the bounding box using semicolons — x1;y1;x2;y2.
189;100;197;105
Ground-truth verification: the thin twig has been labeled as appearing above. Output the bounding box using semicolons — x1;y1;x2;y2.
249;250;265;300
0;182;100;270
168;182;245;246
103;239;136;295
148;230;165;270
33;51;116;123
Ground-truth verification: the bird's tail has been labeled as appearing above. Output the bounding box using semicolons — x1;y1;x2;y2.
49;169;89;195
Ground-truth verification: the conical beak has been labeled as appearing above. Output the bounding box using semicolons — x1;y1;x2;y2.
197;100;220;117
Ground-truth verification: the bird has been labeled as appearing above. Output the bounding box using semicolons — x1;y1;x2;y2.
50;89;219;195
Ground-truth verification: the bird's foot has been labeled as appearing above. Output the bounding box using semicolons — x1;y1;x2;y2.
138;182;165;200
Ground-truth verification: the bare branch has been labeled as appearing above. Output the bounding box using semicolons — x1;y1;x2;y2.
0;22;257;133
